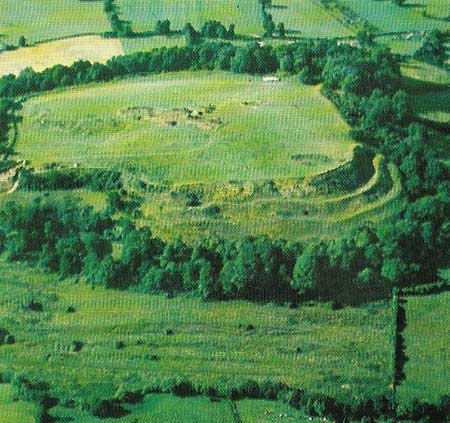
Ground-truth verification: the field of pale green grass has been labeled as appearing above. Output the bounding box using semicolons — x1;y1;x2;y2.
116;0;263;36
0;0;109;46
16;72;353;184
0;260;392;408
399;292;450;405
268;0;353;38
338;0;449;33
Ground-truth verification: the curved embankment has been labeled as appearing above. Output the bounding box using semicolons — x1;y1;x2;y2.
149;154;404;241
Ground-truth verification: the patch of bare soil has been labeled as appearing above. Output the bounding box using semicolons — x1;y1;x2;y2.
118;105;224;130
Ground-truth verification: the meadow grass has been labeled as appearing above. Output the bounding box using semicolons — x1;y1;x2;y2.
0;36;124;77
51;395;235;422
0;0;109;46
378;36;422;56
116;0;263;36
138;157;404;242
268;0;353;38
402;60;450;125
236;399;323;422
15;72;353;184
0;384;37;423
338;0;449;33
399;292;450;405
121;34;186;55
0;260;392;407
408;0;450;19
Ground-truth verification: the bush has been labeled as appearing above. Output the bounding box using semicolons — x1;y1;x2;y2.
70;340;84;353
0;328;12;346
27;301;43;312
92;399;128;418
115;341;125;350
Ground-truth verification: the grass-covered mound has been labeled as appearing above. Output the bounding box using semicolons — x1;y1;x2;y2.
16;71;353;183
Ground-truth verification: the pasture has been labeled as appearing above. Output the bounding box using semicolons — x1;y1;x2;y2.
0;36;124;77
138;156;404;242
0;260;392;408
268;0;353;38
0;0;109;47
121;34;186;55
402;60;450;129
399;292;450;405
116;0;263;36
337;0;450;33
0;383;37;423
50;396;326;422
15;71;353;184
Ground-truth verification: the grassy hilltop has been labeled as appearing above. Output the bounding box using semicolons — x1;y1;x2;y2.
0;0;450;422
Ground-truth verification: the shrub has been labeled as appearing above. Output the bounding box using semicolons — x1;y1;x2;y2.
92;399;128;418
115;341;125;350
70;340;84;353
27;301;43;312
0;328;12;346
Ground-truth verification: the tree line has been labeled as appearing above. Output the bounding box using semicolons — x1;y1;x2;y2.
3;368;450;422
1;37;450;300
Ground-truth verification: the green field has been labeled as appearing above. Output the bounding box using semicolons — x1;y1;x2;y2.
12;71;405;241
0;383;38;423
16;72;353;183
0;0;109;46
0;260;392;407
0;35;124;77
268;0;353;38
121;34;186;55
408;0;450;19
51;395;235;423
338;0;450;33
116;0;263;36
50;396;326;422
401;60;450;128
399;292;450;405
